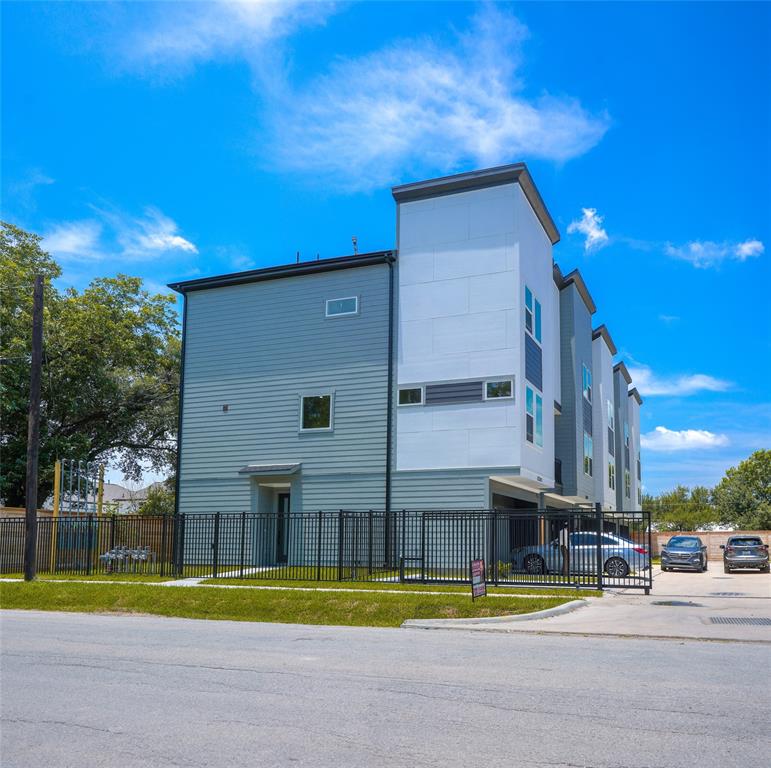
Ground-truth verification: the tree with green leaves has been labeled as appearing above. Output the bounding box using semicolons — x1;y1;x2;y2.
644;485;718;531
0;221;180;508
712;450;771;530
137;479;176;516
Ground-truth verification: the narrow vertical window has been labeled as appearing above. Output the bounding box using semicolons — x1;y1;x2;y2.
535;392;543;447
525;386;534;443
608;461;615;490
624;469;631;498
583;432;593;476
534;299;542;343
525;287;533;335
582;364;592;402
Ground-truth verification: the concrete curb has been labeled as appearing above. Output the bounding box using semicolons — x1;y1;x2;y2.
402;598;588;629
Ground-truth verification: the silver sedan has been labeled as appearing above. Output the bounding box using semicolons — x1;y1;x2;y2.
512;531;651;578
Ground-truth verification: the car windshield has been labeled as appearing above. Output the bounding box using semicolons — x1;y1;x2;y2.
729;537;763;547
667;537;700;549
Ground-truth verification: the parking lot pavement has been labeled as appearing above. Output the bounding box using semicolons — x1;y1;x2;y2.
649;564;771;599
407;567;771;642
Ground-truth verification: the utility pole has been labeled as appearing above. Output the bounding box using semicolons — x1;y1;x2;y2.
24;275;43;581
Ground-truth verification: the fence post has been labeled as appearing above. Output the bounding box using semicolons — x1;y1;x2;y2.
316;511;322;581
420;512;426;583
212;512;220;579
491;511;498;586
368;510;373;576
337;510;343;581
160;515;168;577
86;514;94;575
595;502;603;591
239;509;246;579
645;510;652;595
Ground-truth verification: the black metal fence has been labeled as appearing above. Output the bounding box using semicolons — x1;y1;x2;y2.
1;508;653;592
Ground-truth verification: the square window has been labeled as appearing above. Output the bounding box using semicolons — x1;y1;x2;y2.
301;395;332;430
398;387;423;406
485;379;513;400
325;297;358;317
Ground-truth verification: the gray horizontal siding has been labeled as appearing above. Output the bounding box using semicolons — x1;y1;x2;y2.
424;381;483;405
178;264;391;513
391;470;495;510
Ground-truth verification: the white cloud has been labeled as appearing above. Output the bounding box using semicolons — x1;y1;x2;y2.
43;220;103;260
664;239;765;268
641;426;729;452
658;314;680;323
629;365;731;397
43;207;197;263
266;7;610;189
109;207;198;258
567;207;608;251
115;0;336;75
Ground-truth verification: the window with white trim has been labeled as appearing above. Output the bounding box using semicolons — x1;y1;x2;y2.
485;379;513;400
524;286;542;343
325;296;358;317
624;469;631;499
608;461;615;490
583;432;593;476
301;394;332;431
582;364;592;403
398;387;423;406
607;399;615;456
526;386;543;447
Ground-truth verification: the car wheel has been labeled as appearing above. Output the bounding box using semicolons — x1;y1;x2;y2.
761;565;770;574
703;559;708;572
661;565;669;572
605;557;629;578
523;554;546;575
723;564;731;574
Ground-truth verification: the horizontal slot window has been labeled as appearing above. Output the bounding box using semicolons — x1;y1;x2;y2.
485;379;513;400
325;296;358;317
398;387;423;406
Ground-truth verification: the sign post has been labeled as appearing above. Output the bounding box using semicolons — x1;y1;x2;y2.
470;558;486;601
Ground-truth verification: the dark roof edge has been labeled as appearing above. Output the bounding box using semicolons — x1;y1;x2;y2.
557;268;597;314
392;163;560;245
628;387;643;405
592;324;617;356
613;361;633;385
168;251;395;293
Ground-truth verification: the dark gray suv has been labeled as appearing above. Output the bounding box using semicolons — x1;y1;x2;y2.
661;535;707;572
720;536;770;573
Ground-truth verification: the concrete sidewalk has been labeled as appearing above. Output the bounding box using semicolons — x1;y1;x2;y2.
405;567;771;642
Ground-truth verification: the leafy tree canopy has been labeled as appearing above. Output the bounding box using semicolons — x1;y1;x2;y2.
1;221;180;507
643;485;717;531
712;449;771;530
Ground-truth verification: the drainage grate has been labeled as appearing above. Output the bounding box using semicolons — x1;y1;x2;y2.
710;592;747;597
709;616;771;626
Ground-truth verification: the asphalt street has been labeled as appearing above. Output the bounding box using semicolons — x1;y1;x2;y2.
2;610;770;768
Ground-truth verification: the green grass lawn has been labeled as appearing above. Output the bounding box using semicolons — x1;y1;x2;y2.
1;573;175;582
202;576;600;598
0;581;571;627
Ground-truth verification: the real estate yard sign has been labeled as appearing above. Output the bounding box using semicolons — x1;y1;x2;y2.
470;559;486;600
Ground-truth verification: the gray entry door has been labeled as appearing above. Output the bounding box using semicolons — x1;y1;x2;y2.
276;493;290;564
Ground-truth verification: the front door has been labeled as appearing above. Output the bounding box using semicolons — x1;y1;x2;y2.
276;493;290;564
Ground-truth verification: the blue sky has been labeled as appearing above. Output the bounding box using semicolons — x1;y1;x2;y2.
2;1;770;492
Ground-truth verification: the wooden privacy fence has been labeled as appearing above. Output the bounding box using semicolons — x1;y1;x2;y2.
0;515;176;575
